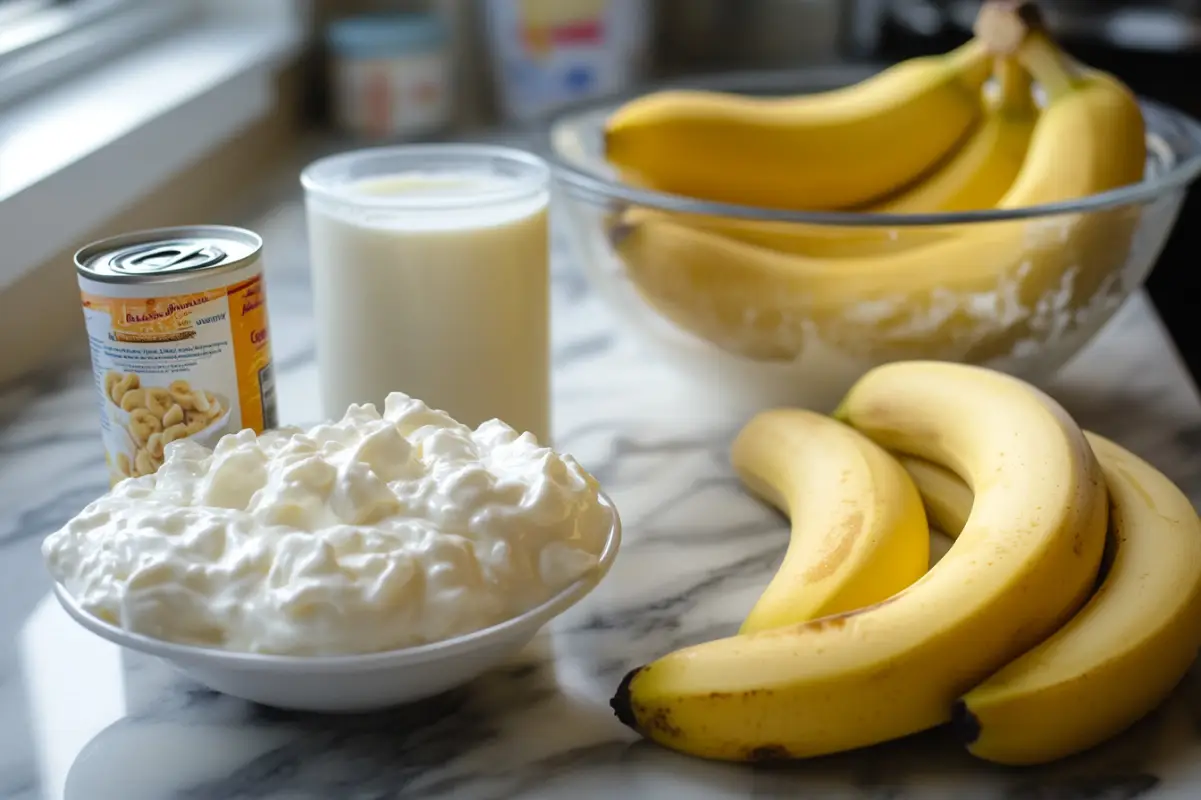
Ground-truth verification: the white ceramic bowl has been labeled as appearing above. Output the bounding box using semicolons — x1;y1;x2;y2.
51;495;622;713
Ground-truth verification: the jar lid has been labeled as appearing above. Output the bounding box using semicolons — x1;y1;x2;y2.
326;13;448;58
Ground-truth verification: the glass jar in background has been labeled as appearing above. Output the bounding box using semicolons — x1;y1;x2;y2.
326;13;453;141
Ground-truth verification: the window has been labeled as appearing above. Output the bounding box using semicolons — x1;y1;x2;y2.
0;0;54;28
0;0;195;109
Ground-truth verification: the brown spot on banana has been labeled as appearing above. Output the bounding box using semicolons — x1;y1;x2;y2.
802;510;865;582
744;745;792;762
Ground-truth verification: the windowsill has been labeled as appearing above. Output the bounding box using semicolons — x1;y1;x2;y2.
0;12;305;291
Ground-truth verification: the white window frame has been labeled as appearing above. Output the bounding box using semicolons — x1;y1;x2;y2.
0;0;199;110
0;0;309;291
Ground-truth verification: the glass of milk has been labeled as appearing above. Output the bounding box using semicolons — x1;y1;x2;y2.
300;145;551;443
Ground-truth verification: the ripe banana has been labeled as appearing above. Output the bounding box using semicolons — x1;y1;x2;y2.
612;30;1147;364
624;57;1039;260
874;58;1038;215
956;432;1201;765
901;434;1201;764
898;455;965;566
604;39;994;211
732;409;929;634
895;454;973;538
610;362;1107;761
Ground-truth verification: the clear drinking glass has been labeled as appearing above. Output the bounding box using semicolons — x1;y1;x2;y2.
301;145;552;443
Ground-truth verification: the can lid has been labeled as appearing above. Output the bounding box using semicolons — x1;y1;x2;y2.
76;226;261;283
112;240;229;275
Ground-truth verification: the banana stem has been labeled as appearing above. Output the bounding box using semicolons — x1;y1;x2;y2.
991;56;1037;114
1018;31;1082;102
945;37;994;85
974;1;1081;102
973;0;1031;55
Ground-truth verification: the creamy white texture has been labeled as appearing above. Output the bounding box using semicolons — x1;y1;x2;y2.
43;395;610;655
306;170;550;443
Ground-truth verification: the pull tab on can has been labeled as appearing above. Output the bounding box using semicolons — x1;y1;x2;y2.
112;241;228;275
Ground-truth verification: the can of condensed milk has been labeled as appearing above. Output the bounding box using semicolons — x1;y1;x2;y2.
76;226;278;486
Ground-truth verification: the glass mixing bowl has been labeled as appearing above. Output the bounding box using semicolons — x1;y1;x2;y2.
545;66;1201;411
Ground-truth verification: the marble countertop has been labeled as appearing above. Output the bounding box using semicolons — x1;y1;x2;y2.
4;147;1201;800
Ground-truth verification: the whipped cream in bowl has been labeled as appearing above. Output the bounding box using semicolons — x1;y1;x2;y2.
44;394;621;712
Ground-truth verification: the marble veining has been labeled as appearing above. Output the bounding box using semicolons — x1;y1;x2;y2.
2;143;1201;798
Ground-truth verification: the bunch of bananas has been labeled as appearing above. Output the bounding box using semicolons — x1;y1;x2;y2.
611;360;1201;765
602;1;1148;365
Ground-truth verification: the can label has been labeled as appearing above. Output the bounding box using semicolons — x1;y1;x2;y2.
82;273;277;485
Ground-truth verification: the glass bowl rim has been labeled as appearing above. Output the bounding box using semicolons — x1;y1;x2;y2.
541;66;1201;228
